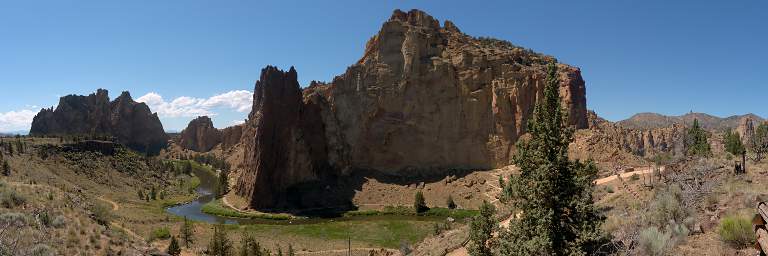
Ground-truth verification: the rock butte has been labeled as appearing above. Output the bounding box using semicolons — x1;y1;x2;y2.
29;89;168;154
232;9;589;210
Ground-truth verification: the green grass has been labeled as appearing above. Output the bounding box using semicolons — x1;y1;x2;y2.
344;206;478;219
268;219;436;248
149;226;171;241
718;214;755;248
201;199;292;220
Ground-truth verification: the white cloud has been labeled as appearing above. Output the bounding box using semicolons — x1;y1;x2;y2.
136;90;253;118
0;108;38;133
230;119;246;126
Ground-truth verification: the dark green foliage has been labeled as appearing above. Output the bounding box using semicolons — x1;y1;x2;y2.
90;202;112;226
685;119;710;157
2;160;9;176
499;62;604;256
239;231;271;256
468;200;496;256
183;161;193;175
207;224;232;256
413;191;428;214
167;236;181;256
137;189;144;200
751;123;768;162
181;216;195;248
446;195;457;209
217;169;229;197
723;129;745;156
150;187;157;200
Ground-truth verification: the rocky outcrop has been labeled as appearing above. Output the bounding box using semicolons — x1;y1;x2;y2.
179;116;222;152
737;116;756;146
618;112;764;131
234;66;329;209
221;124;244;150
234;9;589;209
317;9;587;174
30;89;168;154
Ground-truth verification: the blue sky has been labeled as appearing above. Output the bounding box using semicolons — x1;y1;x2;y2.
1;0;766;133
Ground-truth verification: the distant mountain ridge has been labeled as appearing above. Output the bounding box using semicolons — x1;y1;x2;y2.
616;112;764;131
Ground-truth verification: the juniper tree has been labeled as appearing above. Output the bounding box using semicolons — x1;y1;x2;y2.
499;61;604;256
414;191;428;214
208;224;232;256
468;200;496;256
181;216;194;247
723;129;745;156
2;160;9;176
167;235;181;256
447;195;457;209
751;123;768;162
685;119;710;157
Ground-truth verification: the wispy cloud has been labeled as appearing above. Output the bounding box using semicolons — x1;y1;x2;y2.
0;108;38;133
136;90;252;118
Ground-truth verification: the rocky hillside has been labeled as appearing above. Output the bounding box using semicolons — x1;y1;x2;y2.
617;112;764;131
233;9;589;209
29;89;168;154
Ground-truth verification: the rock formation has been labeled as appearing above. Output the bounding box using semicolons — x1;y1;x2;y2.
220;124;244;150
737;116;756;146
179;116;222;152
234;9;589;209
234;66;329;209
30;89;168;154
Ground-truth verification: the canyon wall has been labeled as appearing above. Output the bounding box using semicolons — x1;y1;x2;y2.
233;9;589;209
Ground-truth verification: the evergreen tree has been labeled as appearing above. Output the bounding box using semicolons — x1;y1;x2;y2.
499;62;604;255
150;187;157;200
167;235;182;256
239;231;270;256
137;190;145;200
723;129;745;156
217;169;229;197
207;224;232;256
468;200;496;256
181;216;195;247
2;160;10;176
446;195;457;209
184;161;193;175
751;123;768;162
685;119;711;157
413;191;428;214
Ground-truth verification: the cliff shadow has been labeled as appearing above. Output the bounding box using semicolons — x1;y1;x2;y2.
283;167;478;218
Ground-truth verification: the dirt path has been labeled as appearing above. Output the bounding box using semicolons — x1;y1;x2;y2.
96;196;144;241
296;248;399;255
594;166;664;185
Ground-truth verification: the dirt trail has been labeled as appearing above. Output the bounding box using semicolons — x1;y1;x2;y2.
96;196;144;241
594;166;664;185
296;248;399;255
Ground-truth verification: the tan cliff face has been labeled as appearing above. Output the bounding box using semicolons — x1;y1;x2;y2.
233;9;589;209
29;89;168;154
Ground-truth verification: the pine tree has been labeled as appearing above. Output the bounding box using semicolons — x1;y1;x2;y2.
137;190;145;200
150;187;157;200
181;216;195;247
2;160;10;176
167;235;182;256
468;200;496;256
413;191;428;214
723;129;745;156
499;62;604;255
207;224;232;256
685;119;711;157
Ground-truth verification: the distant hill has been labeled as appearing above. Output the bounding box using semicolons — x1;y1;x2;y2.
616;112;764;131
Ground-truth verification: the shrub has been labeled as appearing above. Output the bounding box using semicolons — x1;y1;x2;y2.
718;215;754;248
446;195;457;209
28;244;55;256
646;185;689;228
605;186;614;193
150;227;172;241
639;226;670;256
0;189;26;208
52;215;67;228
630;173;640;181
90;201;112;226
